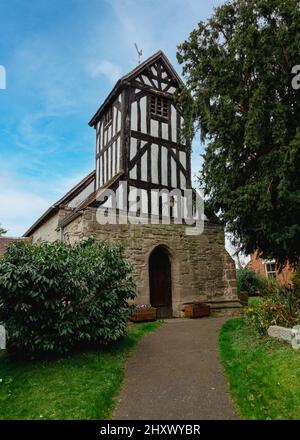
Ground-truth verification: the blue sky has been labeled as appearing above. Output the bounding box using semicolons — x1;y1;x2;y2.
0;0;223;236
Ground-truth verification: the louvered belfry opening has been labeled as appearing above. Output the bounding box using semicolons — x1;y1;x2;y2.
150;95;169;120
149;245;172;318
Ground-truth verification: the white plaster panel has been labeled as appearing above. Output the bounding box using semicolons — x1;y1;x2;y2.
131;102;138;131
151;144;159;184
161;122;168;140
171;105;177;142
161;146;168;186
171;156;177;188
179;151;186;169
141;75;152;86
129;164;137;179
108;146;111;181
140;97;147;133
180;171;186;188
130;138;137;160
141;150;147;182
150;119;159;137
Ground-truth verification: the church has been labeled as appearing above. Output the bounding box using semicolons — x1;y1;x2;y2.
24;50;241;318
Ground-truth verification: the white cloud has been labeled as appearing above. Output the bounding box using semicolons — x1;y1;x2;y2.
88;60;122;85
14;111;61;154
0;169;91;237
0;65;6;90
0;187;51;237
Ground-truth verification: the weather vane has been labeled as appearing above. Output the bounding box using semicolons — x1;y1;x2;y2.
134;43;143;64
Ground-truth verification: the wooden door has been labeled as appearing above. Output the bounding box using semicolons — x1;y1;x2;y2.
149;246;172;318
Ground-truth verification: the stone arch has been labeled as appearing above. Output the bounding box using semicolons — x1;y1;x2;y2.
148;244;180;318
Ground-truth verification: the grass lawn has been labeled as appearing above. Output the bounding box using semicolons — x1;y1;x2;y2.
0;321;160;420
219;315;300;419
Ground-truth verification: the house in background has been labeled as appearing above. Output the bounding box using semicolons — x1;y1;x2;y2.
248;250;294;285
0;237;31;256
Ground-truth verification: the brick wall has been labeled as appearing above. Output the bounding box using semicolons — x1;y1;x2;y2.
0;236;32;256
248;251;294;285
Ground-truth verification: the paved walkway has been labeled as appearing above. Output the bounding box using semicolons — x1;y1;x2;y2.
113;317;237;420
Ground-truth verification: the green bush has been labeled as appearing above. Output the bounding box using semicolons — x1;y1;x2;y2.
257;274;284;297
236;268;260;295
0;238;136;357
237;267;285;297
246;289;300;335
292;269;300;291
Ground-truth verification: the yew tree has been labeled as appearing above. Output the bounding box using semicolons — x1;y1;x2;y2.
177;0;300;267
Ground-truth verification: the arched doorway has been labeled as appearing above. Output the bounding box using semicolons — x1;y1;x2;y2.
149;245;172;318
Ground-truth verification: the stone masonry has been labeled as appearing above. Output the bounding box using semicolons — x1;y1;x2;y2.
62;207;241;317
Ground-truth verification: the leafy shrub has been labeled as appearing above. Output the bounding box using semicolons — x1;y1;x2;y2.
237;267;285;297
292;269;300;291
246;288;300;335
236;268;260;295
0;238;136;357
257;274;284;297
248;296;263;308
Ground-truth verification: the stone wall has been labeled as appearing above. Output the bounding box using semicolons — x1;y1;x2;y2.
0;236;32;256
31;212;60;244
63;207;241;316
30;208;73;244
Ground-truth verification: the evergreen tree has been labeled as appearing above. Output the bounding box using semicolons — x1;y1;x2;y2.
177;0;300;267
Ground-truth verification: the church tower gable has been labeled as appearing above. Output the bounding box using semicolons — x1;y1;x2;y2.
90;50;191;209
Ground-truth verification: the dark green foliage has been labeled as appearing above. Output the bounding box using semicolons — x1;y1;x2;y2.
0;238;136;357
0;224;6;236
246;290;300;334
236;268;260;294
177;0;300;268
237;267;288;296
257;273;284;296
292;269;300;290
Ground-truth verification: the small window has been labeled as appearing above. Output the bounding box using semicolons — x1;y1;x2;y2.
150;95;169;119
103;108;112;127
265;262;277;279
